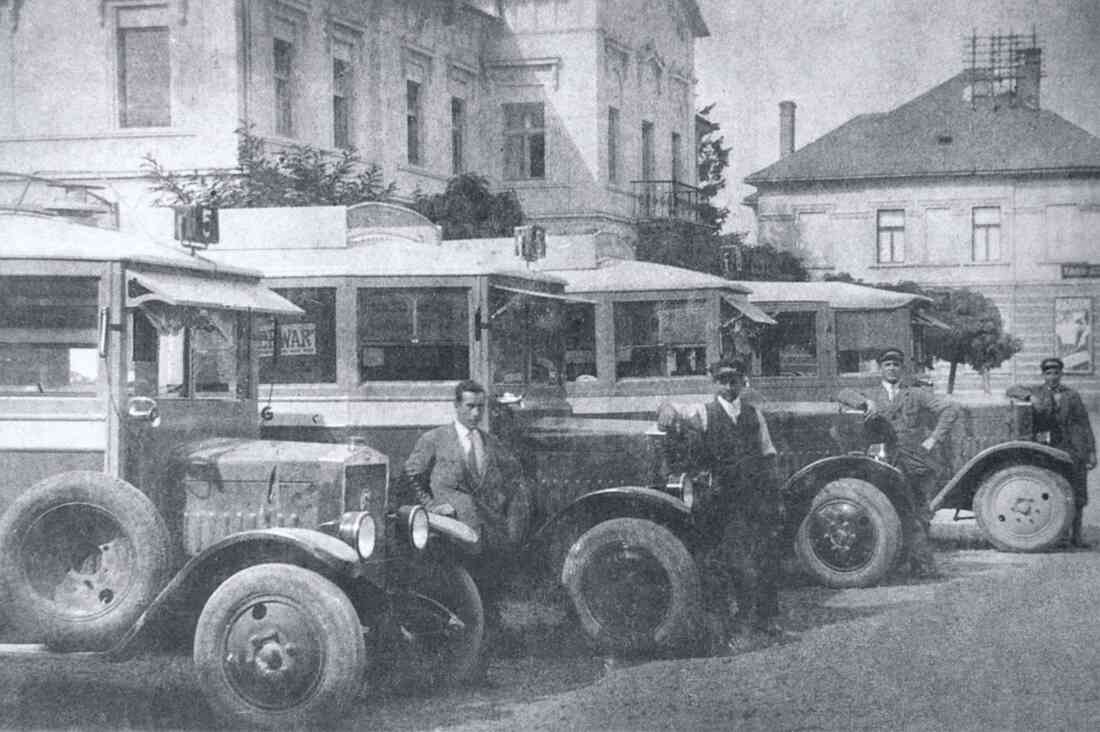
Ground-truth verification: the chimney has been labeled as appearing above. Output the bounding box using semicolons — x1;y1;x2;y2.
1015;47;1041;110
779;101;796;158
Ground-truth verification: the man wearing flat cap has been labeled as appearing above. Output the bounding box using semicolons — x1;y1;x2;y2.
657;357;789;648
1008;357;1096;547
857;348;958;578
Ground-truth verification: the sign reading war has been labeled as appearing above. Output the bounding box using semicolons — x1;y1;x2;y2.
258;322;317;358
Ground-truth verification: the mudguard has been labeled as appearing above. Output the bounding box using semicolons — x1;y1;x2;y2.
929;441;1076;512
783;454;915;520
104;528;370;660
528;486;696;555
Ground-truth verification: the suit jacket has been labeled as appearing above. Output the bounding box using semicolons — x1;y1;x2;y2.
403;424;531;552
865;381;958;451
1029;384;1096;465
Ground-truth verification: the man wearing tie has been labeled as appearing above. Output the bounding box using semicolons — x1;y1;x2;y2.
858;348;958;578
403;380;532;648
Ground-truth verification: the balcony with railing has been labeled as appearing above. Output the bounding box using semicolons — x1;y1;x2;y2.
632;179;701;224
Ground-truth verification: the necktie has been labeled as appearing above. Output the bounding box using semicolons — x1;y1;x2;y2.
467;428;484;477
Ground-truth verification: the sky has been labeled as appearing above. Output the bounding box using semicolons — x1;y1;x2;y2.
695;0;1100;236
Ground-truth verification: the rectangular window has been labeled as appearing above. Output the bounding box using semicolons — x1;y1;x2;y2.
489;289;565;387
614;300;708;379
407;80;422;166
835;309;911;375
641;121;655;180
274;38;295;137
757;311;818;376
503;103;546;180
608;107;620;183
333;57;351;149
877;209;905;263
130;307;246;400
971;206;1001;262
451;97;466;174
358;288;469;381
0;276;99;393
259;288;337;384
671;132;682;182
564;303;597;381
118;27;170;127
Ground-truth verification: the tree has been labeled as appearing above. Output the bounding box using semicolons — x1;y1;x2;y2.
143;125;395;207
825;273;1023;393
411;173;525;239
922;288;1023;394
696;103;731;230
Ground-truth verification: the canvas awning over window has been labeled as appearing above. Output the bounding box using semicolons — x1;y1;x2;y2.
490;284;596;304
721;295;777;325
127;270;302;315
913;309;953;332
835;308;910;350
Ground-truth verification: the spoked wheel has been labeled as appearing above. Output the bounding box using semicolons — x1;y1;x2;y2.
0;471;169;650
389;561;485;688
563;518;700;656
193;563;366;730
974;464;1074;552
795;478;903;588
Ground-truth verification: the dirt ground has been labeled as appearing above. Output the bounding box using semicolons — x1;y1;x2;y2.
0;524;1008;731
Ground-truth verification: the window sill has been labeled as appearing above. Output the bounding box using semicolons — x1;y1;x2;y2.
502;179;567;190
0;128;198;143
397;165;451;183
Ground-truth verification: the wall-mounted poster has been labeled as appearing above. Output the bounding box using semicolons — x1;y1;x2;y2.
1054;297;1093;373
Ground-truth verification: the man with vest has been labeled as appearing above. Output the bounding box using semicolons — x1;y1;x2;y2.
1009;357;1097;548
858;347;958;578
657;357;790;649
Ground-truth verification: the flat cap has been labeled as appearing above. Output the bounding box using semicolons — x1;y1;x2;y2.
709;357;747;377
877;348;905;365
1040;357;1064;372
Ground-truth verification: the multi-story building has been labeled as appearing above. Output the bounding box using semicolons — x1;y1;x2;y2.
0;0;708;253
743;45;1100;398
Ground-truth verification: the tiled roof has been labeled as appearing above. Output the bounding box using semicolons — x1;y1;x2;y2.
746;72;1100;185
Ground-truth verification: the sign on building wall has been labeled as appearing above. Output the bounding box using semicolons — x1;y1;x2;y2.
1054;296;1093;373
1061;263;1100;279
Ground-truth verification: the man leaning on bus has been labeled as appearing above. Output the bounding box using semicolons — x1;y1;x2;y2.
402;380;532;653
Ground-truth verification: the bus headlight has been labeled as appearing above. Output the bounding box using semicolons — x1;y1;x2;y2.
409;505;429;549
666;472;696;511
337;511;376;560
397;505;431;550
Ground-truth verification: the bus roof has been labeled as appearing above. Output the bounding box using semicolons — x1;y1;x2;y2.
209;236;567;286
0;211;259;279
736;280;932;310
547;258;752;295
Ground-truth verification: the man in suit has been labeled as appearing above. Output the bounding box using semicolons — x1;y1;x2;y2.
403;379;531;630
859;348;958;578
1011;357;1097;547
657;357;789;649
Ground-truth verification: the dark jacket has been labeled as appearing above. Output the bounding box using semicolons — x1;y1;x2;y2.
1030;384;1096;465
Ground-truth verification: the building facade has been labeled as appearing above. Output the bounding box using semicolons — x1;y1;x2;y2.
0;0;707;251
743;52;1100;399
